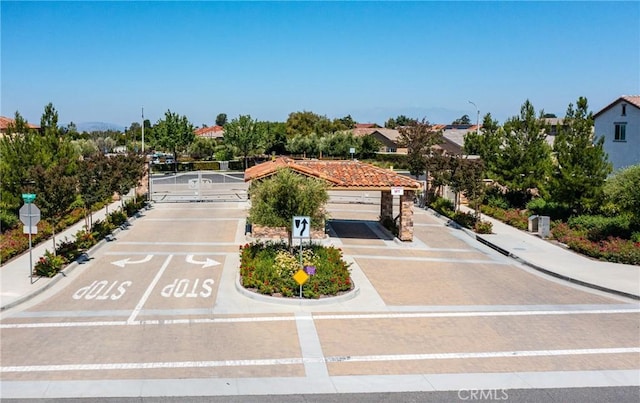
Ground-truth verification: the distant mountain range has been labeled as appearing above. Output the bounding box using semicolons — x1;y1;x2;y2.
72;122;124;133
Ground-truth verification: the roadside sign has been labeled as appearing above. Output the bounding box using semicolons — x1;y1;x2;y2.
21;193;36;203
292;216;310;239
23;226;38;235
19;203;41;226
391;187;404;196
293;269;309;286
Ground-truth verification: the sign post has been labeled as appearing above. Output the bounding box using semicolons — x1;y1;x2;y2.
20;194;40;283
292;216;310;268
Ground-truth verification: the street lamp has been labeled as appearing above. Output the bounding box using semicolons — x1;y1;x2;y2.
468;101;480;135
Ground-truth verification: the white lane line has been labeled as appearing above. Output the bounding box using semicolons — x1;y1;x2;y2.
2;309;638;330
127;255;173;324
314;308;640;321
116;242;238;246
145;218;240;221
2;347;638;373
295;312;329;377
349;254;504;264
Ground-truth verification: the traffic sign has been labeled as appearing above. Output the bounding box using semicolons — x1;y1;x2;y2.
19;203;41;227
391;187;404;196
21;193;36;203
293;269;309;286
292;216;310;239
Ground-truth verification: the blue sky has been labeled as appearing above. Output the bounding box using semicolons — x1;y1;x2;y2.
2;1;639;129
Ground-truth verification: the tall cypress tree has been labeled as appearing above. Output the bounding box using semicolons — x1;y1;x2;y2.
551;97;611;213
496;100;552;205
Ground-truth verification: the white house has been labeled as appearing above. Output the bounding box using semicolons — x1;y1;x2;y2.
594;95;640;171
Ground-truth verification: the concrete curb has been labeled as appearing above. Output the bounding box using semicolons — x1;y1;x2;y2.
234;273;360;306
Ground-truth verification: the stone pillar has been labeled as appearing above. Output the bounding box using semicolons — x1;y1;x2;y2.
380;190;393;223
398;190;415;241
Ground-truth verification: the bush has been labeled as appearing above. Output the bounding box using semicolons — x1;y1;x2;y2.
239;241;352;299
452;211;477;229
92;219;115;240
0;210;18;233
193;161;221;170
474;220;493;234
552;222;640;265
109;210;127;226
568;214;633;241
430;197;454;216
35;250;67;277
526;198;572;221
55;238;83;262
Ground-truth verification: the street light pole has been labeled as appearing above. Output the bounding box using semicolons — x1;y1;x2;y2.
141;106;145;154
468;100;480;136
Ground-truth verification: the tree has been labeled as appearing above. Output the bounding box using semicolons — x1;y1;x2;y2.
28;160;78;252
397;119;443;179
332;115;356;131
77;153;112;228
40;102;59;135
452;114;471;125
463;113;503;177
223;115;264;169
358;134;382;159
154;110;194;171
384;117;397;129
495;100;552;205
260;121;287;155
248;169;328;247
450;156;485;215
392;115;417;128
188;137;217;160
604;164;640;224
550;97;612;213
216;113;227;127
286;111;332;137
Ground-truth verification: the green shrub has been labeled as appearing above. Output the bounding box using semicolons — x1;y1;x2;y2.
35;250;67;277
526;198;572;220
452;211;477;229
92;219;115;240
568;214;632;241
0;210;18;233
109;210;127;226
474;220;493;234
193;161;221;170
75;230;96;250
55;238;83;262
430;197;454;216
632;232;640;243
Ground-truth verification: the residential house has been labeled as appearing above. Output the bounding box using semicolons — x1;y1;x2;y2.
194;125;224;140
594;95;640;171
0;116;40;136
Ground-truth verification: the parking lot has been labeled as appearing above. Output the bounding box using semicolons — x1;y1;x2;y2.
1;197;638;396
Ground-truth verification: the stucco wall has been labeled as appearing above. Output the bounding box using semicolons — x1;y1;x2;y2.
595;101;640;171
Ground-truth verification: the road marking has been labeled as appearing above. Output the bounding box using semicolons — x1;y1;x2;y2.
145;218;240;221
115;241;238;246
111;255;153;267
2;308;638;329
185;255;220;268
2;347;638;373
127;255;173;324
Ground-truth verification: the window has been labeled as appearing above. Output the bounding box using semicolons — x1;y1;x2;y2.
614;123;626;141
622;104;626;116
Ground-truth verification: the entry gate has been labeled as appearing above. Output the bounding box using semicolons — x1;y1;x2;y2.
150;171;248;203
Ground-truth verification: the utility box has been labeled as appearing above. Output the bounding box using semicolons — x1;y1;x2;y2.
528;215;539;233
538;216;550;238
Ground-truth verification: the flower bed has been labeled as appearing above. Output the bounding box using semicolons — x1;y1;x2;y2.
239;241;352;299
551;222;640;265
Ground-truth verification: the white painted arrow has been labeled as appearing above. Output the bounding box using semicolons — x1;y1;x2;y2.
186;255;220;268
111;255;153;268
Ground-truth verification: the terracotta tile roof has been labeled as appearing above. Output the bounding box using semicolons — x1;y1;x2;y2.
194;125;224;138
355;123;379;129
594;95;640;118
244;157;421;190
0;116;39;131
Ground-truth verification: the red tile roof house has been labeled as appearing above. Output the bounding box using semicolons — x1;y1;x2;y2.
0;116;40;136
244;157;422;241
194;125;224;139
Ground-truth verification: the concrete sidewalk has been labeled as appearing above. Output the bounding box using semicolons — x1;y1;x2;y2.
453;205;640;299
0;199;127;311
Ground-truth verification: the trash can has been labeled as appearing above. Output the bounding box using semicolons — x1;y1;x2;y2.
538;216;550;238
528;215;539;233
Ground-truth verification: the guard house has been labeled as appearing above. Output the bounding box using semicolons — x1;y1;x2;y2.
244;157;422;241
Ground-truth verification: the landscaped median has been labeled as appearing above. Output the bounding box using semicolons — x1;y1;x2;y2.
239;241;352;299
